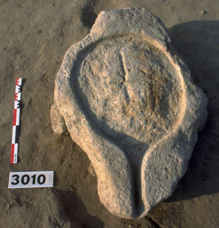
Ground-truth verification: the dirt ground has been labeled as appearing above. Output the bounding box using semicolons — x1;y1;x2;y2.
0;0;219;227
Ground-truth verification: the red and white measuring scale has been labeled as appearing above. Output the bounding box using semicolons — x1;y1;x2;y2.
11;78;22;164
8;78;55;189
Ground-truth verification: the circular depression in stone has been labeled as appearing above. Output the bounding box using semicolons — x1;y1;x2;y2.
75;35;182;151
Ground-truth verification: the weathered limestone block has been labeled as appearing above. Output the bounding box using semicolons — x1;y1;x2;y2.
51;8;207;219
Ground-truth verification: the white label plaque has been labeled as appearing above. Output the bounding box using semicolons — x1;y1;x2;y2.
8;171;54;189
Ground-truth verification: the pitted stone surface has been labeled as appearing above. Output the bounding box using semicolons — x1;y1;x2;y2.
51;8;207;219
78;35;181;145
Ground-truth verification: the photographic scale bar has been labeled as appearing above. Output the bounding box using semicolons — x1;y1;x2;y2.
11;78;22;164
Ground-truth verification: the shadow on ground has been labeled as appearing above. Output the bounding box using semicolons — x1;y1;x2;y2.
53;189;104;227
167;20;219;202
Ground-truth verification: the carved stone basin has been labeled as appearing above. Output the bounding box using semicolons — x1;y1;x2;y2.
51;8;207;219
